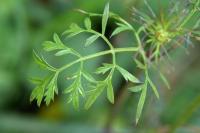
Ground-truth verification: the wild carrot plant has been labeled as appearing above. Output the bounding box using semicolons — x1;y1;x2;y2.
30;0;200;124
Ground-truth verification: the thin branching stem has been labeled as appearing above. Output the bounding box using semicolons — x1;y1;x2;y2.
58;47;139;73
86;30;117;66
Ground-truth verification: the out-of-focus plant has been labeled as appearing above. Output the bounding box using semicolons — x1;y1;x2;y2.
30;0;200;124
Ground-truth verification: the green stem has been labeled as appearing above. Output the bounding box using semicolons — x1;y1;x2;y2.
86;30;116;66
134;27;148;68
58;47;139;72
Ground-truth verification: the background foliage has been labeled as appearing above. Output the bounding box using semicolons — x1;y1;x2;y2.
0;0;200;133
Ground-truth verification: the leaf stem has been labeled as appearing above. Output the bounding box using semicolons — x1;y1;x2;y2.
86;30;116;66
58;47;139;72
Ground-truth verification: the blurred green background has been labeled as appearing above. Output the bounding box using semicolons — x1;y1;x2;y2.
0;0;200;133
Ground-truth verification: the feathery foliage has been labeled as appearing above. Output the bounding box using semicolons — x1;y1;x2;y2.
30;0;200;124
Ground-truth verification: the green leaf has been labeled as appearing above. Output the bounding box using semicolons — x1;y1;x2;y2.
136;82;147;125
159;72;171;89
42;34;65;52
85;83;106;109
147;77;159;99
53;33;63;44
84;17;92;30
128;84;144;92
134;58;146;69
82;71;96;83
55;49;72;56
111;23;130;37
95;63;113;74
63;23;84;38
64;76;80;94
44;73;58;105
107;78;114;103
29;77;42;85
33;51;57;71
42;41;59;52
64;75;85;109
30;76;53;106
102;3;109;35
85;35;99;47
30;86;45;106
72;90;80;110
117;65;140;83
64;82;76;94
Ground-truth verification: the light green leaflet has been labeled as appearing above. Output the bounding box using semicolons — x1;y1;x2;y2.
111;23;130;37
116;65;140;83
30;73;58;106
63;23;84;38
84;77;114;109
85;35;99;47
102;3;109;35
136;81;147;125
85;83;106;109
128;84;144;93
95;63;113;74
55;49;73;56
107;78;114;103
33;51;57;72
147;77;159;99
84;17;92;30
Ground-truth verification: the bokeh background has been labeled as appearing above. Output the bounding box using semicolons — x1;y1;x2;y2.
0;0;200;133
